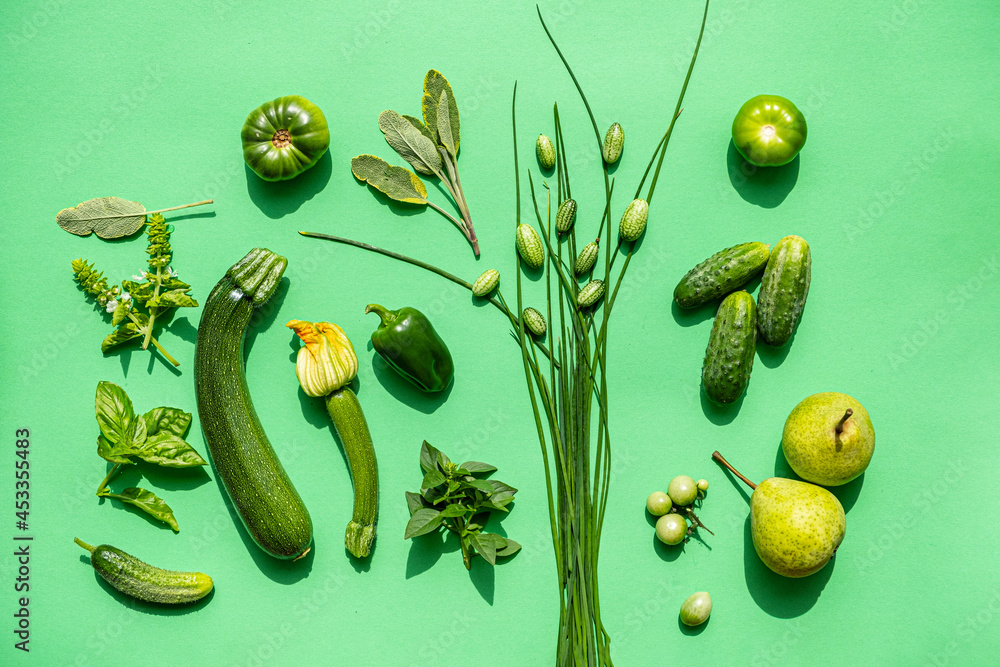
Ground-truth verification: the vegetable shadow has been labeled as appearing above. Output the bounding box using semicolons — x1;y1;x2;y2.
79;556;216;615
652;532;684;562
404;526;499;605
671;300;716;328
678;614;710;635
772;442;865;513
245;151;332;219
356;174;429;220
700;387;745;425
367;342;453;414
726;140;799;208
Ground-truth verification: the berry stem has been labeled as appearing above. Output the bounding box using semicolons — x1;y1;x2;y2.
711;451;757;490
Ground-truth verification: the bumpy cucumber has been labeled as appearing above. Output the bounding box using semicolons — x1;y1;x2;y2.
702;291;757;404
674;242;770;309
76;538;213;604
757;235;811;346
195;248;313;560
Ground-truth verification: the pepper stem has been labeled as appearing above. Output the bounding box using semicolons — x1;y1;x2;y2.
712;451;757;491
364;303;396;329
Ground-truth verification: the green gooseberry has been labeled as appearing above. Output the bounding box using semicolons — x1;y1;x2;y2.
680;591;712;626
668;475;698;506
646;491;672;516
655;513;688;546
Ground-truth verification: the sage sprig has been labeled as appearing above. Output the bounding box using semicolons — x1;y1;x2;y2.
92;381;208;532
404;441;520;569
72;213;198;367
56;196;212;239
353;70;480;256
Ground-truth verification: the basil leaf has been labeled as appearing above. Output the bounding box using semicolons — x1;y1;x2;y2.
404;508;443;539
56;196;146;239
378;109;443;177
464;478;495;495
132;432;207;468
420;441;442;473
422;70;460;152
351;154;429;205
158;277;191;291
497;538;522;557
436;89;457;159
104;487;179;532
479;500;509;514
469;532;496;565
142;407;192;438
439;504;468;518
489;480;518;496
405;491;426;516
459;461;498;475
146;289;198;309
111;299;129;326
96;435;134;465
421;469;446;490
95;381;138;445
490;491;515;506
122;280;155;301
100;323;143;352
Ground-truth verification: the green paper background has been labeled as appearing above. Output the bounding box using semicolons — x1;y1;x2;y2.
2;1;999;664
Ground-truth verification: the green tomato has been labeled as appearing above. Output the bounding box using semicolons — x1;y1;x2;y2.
655;513;688;546
241;95;330;181
646;491;672;516
668;475;697;506
731;95;807;167
679;591;712;626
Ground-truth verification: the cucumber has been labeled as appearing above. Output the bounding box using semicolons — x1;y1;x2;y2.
757;235;811;346
195;248;313;560
702;291;757;404
75;538;213;604
674;242;770;309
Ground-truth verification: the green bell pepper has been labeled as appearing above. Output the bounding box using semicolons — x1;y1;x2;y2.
241;95;330;181
365;304;454;393
731;94;807;167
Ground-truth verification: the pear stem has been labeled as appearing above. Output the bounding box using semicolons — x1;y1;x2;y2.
711;451;757;491
835;409;854;435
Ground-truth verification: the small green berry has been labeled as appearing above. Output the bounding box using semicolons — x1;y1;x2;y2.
577;279;605;309
472;269;500;297
655;513;688;545
516;224;545;269
679;592;712;626
619;198;649;242
522;307;547;336
646;491;672;516
536;134;556;170
697;479;709;492
574;239;600;276
555;198;577;233
668;475;697;506
602;122;624;163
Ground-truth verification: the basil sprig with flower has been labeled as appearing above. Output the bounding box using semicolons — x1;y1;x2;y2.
288;319;379;559
92;381;208;531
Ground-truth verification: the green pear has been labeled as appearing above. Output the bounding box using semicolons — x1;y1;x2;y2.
713;452;845;578
782;392;875;486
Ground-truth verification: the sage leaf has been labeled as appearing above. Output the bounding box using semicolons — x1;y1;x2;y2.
422;70;460;152
56;196;146;239
145;289;198;309
101;324;143;352
402;114;435;143
497;538;522;557
133;432;207;468
404;508;443;539
97;435;134;465
142;407;192;438
422;469;446;490
378;110;443;176
351;154;428;205
469;532;496;565
405;491;426;516
436;89;458;159
95;381;139;446
459;461;498;475
103;487;179;532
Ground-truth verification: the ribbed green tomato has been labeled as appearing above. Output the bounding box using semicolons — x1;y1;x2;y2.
241;95;330;181
731;95;807;167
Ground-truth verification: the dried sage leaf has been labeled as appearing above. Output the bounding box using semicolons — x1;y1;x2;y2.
378;110;442;176
351;154;428;204
422;70;460;152
57;197;147;239
437;89;457;159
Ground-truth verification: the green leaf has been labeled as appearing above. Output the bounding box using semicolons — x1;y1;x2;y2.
100;323;143;352
464;478;495;495
459;461;498;475
378;109;443;177
421;469;446;490
402;114;435;143
56;196;147;239
350;154;428;205
111;299;129;326
96;435;134;465
142;407;192;438
420;441;443;474
497;538;522;557
123;280;155;302
405;491;426;516
103;487;179;532
489;480;518;496
95;381;140;446
422;70;460;153
439;503;468;518
146;289;198;309
133;432;207;468
469;532;496;565
436;89;457;159
158;277;191;291
479;500;509;514
404;508;443;539
490;491;515;506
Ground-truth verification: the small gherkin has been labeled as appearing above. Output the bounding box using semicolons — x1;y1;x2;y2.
577;279;606;308
536;134;556;170
555;199;577;234
515;224;545;269
602;122;624;163
574;239;600;276
619;199;649;242
472;269;500;297
522;307;547;336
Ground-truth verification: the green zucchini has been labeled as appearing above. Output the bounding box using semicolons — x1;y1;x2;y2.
325;388;379;558
195;248;313;560
702;291;757;405
75;538;213;604
757;235;811;346
674;242;770;309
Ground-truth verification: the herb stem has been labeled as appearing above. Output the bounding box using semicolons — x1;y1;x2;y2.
128;312;179;367
426;200;472;242
141;265;165;351
96;463;122;495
